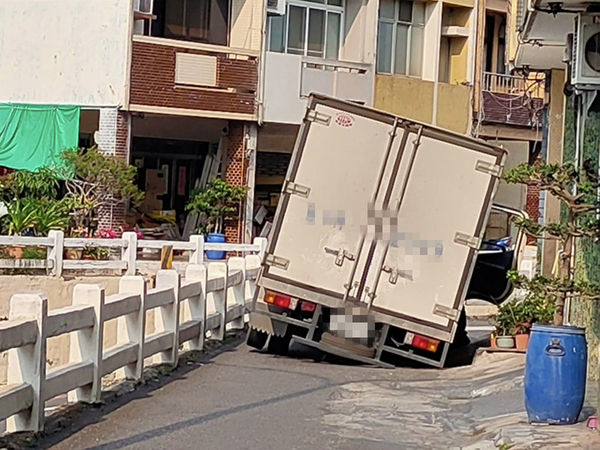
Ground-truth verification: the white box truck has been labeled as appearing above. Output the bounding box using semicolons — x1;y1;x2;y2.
247;95;508;368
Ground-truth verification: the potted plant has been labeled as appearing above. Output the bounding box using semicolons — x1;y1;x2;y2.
3;198;37;258
493;301;516;349
186;178;247;260
58;147;144;235
503;160;599;424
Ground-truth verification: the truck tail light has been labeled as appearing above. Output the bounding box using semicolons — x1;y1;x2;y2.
264;291;293;309
406;333;440;353
300;301;316;312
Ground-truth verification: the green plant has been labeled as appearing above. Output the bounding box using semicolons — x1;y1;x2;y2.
493;296;555;336
0;167;60;203
186;178;247;234
31;198;72;235
504;159;600;325
22;246;47;259
58;147;144;232
5;198;37;235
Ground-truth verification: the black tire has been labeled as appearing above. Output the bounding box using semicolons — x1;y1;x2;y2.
246;328;268;350
267;334;291;355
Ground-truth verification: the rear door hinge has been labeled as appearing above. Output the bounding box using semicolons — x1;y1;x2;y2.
433;304;460;321
475;160;502;177
306;109;331;126
283;180;311;198
454;232;481;249
265;254;290;270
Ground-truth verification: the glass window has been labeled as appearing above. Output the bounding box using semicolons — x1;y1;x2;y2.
269;15;286;52
326;12;341;59
287;5;307;54
267;0;344;59
308;9;326;57
377;22;393;73
163;0;227;45
377;0;425;77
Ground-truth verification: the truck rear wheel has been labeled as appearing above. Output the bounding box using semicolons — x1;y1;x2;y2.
247;328;268;350
267;334;291;355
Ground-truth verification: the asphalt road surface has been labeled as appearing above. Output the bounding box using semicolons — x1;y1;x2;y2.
37;334;482;450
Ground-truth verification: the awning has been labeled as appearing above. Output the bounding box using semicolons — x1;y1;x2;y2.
0;104;80;171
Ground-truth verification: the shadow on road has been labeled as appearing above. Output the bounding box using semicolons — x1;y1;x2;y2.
1;333;246;450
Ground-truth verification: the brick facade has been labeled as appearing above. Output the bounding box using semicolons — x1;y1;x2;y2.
130;40;258;116
96;109;131;234
223;122;248;244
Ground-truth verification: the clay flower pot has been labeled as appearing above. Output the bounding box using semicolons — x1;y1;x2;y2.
515;333;530;350
7;245;24;259
64;248;83;260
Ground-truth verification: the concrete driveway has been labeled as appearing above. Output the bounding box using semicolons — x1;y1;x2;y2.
16;334;600;449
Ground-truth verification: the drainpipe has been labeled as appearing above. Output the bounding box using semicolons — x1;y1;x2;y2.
432;2;442;127
257;0;269;126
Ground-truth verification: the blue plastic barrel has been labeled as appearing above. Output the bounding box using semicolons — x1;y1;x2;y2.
524;323;587;424
206;233;226;260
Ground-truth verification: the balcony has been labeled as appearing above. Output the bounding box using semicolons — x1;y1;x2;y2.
129;35;259;120
262;52;374;124
480;72;546;128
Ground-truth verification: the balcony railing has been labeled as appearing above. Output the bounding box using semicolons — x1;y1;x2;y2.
482;72;545;99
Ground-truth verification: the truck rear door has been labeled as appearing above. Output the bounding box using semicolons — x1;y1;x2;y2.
260;97;402;305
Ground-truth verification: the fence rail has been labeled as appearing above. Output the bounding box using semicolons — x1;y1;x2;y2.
0;230;267;277
0;255;260;433
482;71;545;99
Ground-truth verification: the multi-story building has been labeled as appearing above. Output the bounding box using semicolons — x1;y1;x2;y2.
0;0;547;243
0;0;262;244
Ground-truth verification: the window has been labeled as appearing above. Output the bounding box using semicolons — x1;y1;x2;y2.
162;0;228;44
377;0;425;77
267;0;344;60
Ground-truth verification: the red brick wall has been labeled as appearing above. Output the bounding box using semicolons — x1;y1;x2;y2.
130;41;257;115
525;184;540;244
223;122;247;244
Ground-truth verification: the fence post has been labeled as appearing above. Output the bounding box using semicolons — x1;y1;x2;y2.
68;284;105;404
253;237;268;262
154;270;180;366
184;264;208;351
121;231;138;276
207;262;228;341
189;235;205;265
116;276;147;380
6;294;48;433
227;257;246;330
47;230;64;277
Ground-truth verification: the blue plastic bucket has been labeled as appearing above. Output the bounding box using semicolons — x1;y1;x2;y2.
524;323;587;424
205;233;226;260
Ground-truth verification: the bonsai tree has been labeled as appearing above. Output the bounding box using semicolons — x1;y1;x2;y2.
504;159;600;326
58;147;144;233
186;178;247;235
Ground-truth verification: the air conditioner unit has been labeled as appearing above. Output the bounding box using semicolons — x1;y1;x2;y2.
572;13;600;88
133;0;153;14
267;0;286;16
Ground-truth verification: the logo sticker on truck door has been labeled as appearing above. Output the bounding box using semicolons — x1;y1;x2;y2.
335;113;354;127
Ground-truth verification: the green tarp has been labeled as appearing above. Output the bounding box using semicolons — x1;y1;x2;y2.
0;104;80;171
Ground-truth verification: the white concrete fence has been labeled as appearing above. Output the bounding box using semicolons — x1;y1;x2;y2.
0;255;260;433
0;231;267;276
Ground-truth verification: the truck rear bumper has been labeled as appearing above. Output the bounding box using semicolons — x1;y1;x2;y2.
249;302;313;337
